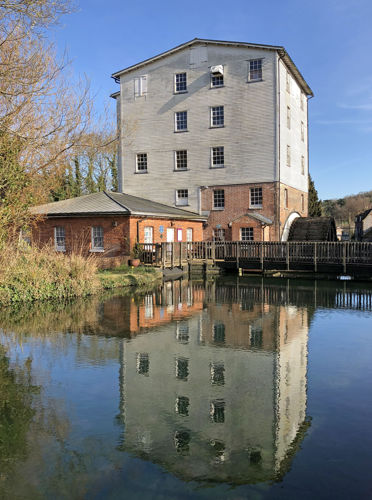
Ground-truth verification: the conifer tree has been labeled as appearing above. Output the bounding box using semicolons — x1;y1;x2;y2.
308;173;322;217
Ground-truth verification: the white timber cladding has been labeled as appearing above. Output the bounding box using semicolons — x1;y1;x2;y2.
278;58;308;193
118;44;308;211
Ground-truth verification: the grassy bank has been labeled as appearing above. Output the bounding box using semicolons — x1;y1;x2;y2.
0;246;161;307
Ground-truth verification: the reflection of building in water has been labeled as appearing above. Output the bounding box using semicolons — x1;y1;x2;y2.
118;282;310;485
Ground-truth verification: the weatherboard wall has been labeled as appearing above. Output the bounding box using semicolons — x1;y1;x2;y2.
118;44;278;212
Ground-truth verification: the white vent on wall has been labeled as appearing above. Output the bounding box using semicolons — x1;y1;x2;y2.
211;65;224;75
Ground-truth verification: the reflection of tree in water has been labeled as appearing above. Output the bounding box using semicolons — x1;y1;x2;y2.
0;346;38;495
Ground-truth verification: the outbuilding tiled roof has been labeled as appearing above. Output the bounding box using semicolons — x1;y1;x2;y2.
31;191;206;220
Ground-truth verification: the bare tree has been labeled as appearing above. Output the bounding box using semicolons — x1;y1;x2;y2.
0;0;93;243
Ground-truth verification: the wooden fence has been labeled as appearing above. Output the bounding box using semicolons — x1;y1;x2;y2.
138;241;372;274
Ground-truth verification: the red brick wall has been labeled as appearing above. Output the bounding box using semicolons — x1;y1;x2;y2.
201;182;307;241
128;217;203;247
32;215;204;260
201;182;277;241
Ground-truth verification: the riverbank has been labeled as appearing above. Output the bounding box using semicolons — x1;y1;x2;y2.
0;246;161;307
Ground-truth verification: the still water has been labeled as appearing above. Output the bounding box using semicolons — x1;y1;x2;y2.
1;277;372;499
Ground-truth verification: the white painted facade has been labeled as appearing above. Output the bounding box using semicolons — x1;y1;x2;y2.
112;40;312;216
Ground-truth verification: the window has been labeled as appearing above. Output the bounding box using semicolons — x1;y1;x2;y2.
301;93;305;111
144;294;153;319
301;155;305;175
248;59;263;81
176;357;189;380
211;106;224;127
174;430;190;455
284;188;288;208
54;226;65;251
136;153;147;172
176;189;188;206
301;121;305;142
136;353;149;375
250;187;263;208
213;228;225;241
176;323;189;343
210;400;225;423
91;226;104;251
175;111;187;131
287;106;291;129
286;70;290;92
211;73;224;87
250;325;263;348
286;145;291;167
175;150;187;170
211;146;224;168
186;228;193;242
174;72;187;92
213;322;225;343
134;75;147;97
175;396;189;416
210;362;225;385
240;227;254;241
213;189;225;209
143;226;153;244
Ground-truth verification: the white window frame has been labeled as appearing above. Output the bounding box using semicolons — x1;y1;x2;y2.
136;152;148;172
250;187;263;209
175;111;187;132
286;71;291;93
286;145;291;167
213;189;225;210
175;150;187;170
134;75;147;97
211;71;224;88
301;155;305;175
210;106;224;128
175;189;189;206
248;59;263;82
240;227;254;241
284;188;289;208
177;228;183;241
54;226;65;252
186;228;193;242
211;146;224;168
174;72;187;93
144;226;153;244
91;226;104;252
287;106;291;129
301;121;305;142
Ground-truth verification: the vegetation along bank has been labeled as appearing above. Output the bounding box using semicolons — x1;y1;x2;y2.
0;246;161;307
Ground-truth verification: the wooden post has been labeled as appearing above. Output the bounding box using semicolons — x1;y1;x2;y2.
179;242;182;267
286;242;290;271
161;243;166;269
343;242;347;274
260;242;264;271
171;242;175;268
212;241;216;263
314;242;317;272
236;241;240;269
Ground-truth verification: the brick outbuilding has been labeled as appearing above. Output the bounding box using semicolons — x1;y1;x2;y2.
31;191;205;267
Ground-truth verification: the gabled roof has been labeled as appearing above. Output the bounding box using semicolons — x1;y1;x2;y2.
31;191;206;220
111;38;313;96
356;208;372;221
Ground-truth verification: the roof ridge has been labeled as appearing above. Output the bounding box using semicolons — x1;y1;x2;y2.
103;191;131;213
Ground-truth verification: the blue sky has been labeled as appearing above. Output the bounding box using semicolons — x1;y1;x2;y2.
50;0;372;200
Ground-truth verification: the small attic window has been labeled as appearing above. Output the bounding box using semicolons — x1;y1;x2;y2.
211;65;224;87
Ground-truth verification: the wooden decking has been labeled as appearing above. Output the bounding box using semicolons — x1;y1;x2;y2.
139;241;372;276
